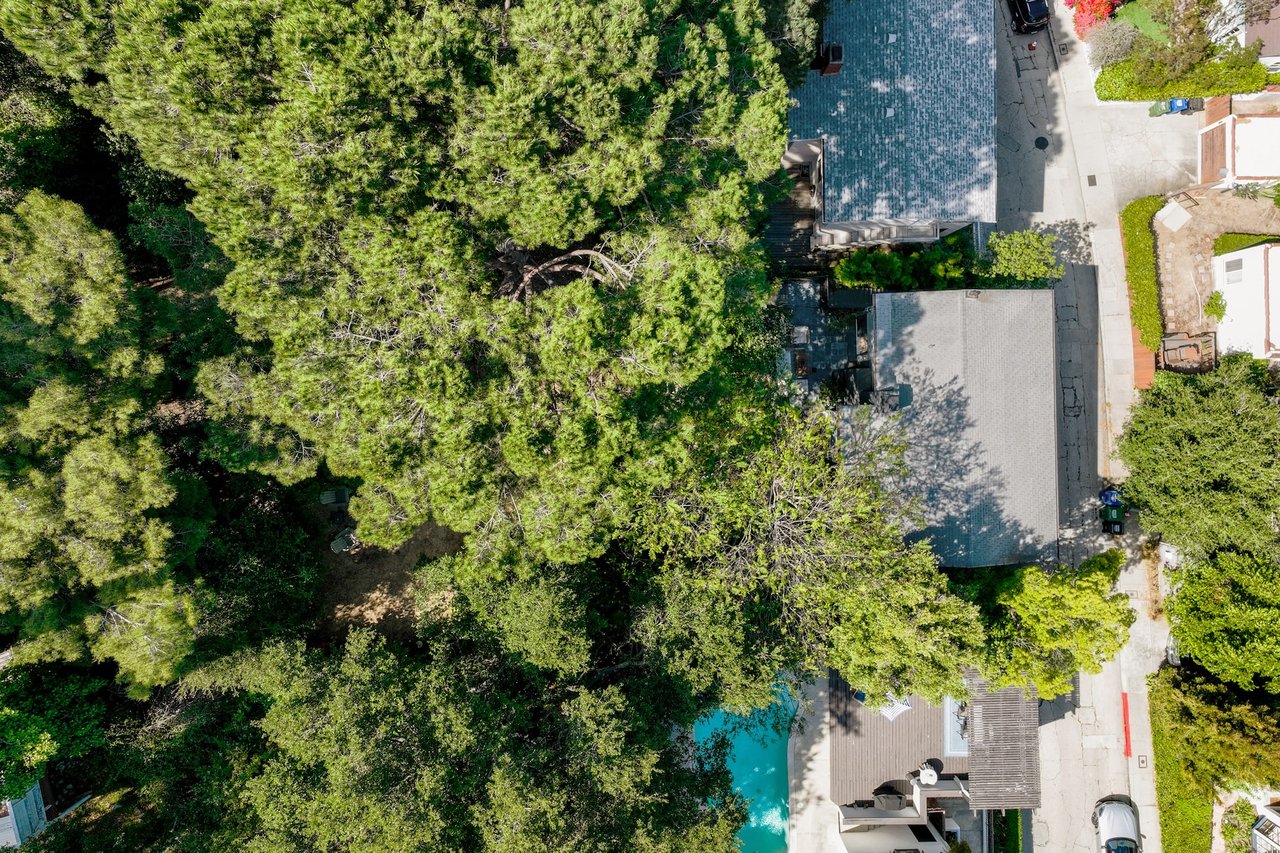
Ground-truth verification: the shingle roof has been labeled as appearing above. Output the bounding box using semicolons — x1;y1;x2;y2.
872;290;1059;568
788;0;997;224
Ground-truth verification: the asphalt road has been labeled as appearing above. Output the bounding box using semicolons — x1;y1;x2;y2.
994;2;1191;851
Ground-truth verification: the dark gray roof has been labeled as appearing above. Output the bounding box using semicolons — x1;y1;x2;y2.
828;671;1041;811
788;0;997;224
965;673;1042;810
873;290;1059;568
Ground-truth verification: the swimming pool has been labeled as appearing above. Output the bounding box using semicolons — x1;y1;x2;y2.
694;697;796;853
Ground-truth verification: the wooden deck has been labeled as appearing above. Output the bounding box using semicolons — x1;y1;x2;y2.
1200;123;1226;183
764;173;818;271
1133;324;1155;389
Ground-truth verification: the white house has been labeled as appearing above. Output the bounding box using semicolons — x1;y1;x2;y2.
1212;242;1280;359
1198;94;1280;187
0;785;47;849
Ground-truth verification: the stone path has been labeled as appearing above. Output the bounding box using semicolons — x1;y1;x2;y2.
1154;192;1280;335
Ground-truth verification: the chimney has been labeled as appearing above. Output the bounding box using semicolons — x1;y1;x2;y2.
820;42;844;76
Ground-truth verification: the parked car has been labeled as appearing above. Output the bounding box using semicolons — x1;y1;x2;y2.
1006;0;1050;32
1093;797;1141;852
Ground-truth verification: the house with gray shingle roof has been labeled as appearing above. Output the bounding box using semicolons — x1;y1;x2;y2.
783;0;997;250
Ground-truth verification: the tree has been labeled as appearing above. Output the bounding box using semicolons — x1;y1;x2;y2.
1150;663;1280;791
1118;354;1280;558
1169;550;1280;692
0;190;202;695
986;230;1065;285
182;625;744;852
0;0;805;565
973;550;1135;699
629;407;983;709
0;664;106;799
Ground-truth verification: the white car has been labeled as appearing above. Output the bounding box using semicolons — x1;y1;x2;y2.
1093;797;1141;853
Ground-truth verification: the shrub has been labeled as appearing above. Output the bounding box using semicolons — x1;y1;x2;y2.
1213;232;1280;255
1149;669;1214;852
1086;19;1140;68
1074;0;1118;38
1205;290;1226;322
1119;196;1165;350
987;230;1065;285
1097;41;1267;99
1224;800;1256;853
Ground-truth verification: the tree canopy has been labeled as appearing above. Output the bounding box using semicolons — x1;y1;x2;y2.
0;190;203;696
971;550;1134;699
1118;354;1280;559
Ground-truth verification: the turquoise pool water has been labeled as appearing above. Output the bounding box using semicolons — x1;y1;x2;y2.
694;698;796;853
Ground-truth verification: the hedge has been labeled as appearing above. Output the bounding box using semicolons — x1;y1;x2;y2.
1150;675;1213;852
1096;57;1267;101
1120;196;1166;351
1213;232;1280;256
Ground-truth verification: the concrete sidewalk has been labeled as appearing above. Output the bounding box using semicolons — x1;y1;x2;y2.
996;3;1187;850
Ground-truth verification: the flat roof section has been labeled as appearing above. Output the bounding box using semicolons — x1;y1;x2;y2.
873;290;1059;568
788;0;997;225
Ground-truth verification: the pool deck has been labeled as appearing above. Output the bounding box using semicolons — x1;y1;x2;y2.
787;675;846;853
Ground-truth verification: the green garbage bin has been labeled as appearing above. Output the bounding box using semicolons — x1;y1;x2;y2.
1099;506;1125;522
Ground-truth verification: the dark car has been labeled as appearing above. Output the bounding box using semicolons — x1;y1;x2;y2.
1007;0;1050;32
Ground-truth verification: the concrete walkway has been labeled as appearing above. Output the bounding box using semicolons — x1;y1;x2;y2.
996;2;1188;851
1154;192;1280;335
787;676;845;853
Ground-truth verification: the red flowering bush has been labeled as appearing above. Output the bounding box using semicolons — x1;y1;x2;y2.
1074;0;1116;38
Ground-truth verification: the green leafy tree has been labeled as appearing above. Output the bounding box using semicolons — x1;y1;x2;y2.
183;624;744;852
986;230;1065;285
1150;663;1280;791
0;664;107;799
630;407;983;709
1;0;801;565
1119;355;1280;557
0;190;201;695
1169;550;1280;692
975;550;1135;699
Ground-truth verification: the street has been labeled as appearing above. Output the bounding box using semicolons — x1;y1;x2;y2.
993;2;1194;851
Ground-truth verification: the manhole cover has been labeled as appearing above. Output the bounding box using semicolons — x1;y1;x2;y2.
1035;136;1050;150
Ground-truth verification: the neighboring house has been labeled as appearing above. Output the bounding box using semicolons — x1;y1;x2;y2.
1255;802;1280;852
1214;0;1280;71
1198;94;1280;187
0;787;47;849
783;0;997;249
1212;242;1280;359
826;671;1040;852
871;290;1060;568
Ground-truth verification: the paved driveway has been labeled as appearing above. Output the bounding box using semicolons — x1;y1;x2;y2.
995;3;1187;852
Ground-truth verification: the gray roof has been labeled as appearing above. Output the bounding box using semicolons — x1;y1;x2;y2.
788;0;997;224
873;290;1058;568
965;672;1041;810
829;671;1041;811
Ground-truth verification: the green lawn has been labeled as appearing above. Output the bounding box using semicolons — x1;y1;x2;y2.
1214;233;1280;255
1149;675;1214;851
1114;0;1168;43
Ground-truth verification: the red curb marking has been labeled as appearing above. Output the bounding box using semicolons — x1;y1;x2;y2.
1121;692;1133;757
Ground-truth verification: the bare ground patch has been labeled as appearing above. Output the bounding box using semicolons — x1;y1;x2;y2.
318;520;463;639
